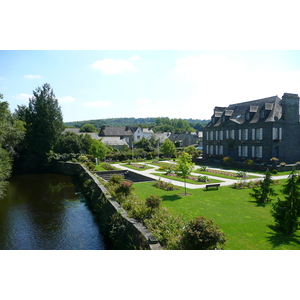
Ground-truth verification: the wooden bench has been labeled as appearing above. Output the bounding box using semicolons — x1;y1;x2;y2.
205;183;220;190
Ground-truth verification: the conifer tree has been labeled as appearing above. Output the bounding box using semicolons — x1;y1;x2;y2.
271;168;300;233
249;169;277;204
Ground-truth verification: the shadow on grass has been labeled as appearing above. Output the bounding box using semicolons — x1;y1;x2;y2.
266;224;300;248
162;194;182;202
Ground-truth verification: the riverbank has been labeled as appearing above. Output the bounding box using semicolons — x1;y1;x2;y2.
54;162;162;250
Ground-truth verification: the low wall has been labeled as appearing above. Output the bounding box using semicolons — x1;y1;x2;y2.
54;162;162;250
95;170;156;182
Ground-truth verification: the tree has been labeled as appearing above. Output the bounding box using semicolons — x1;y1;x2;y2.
80;123;97;133
22;83;64;162
161;139;177;158
271;168;300;233
175;152;194;195
249;169;277;204
179;217;226;250
0;94;25;198
134;136;153;152
88;139;107;160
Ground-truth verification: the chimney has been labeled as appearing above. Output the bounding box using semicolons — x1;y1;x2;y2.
281;93;300;123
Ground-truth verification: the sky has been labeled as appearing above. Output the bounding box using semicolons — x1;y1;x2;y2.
1;50;300;123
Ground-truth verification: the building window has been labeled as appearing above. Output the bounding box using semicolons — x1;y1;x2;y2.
252;128;263;140
210;131;214;141
239;129;248;140
273;127;282;140
215;145;219;155
220;130;223;140
219;145;223;155
246;113;250;120
251;146;262;158
210;145;214;154
216;131;219;141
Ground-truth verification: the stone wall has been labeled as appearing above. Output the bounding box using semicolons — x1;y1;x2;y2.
54;162;162;250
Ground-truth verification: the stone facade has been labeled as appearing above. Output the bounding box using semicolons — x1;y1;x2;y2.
203;93;300;164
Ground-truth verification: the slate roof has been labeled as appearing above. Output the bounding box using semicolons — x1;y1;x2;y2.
63;128;101;140
207;95;283;127
99;126;133;136
100;137;129;146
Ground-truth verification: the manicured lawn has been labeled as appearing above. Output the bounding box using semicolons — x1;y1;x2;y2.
134;180;300;250
151;172;223;185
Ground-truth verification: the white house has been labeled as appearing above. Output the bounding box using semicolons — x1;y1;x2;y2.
132;127;154;142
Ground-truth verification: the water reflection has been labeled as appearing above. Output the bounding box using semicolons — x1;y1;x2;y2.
0;173;106;250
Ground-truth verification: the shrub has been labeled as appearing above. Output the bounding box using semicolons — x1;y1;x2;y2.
84;161;96;171
108;174;124;185
272;169;278;174
179;217;226;250
78;155;89;162
200;166;207;171
144;208;185;249
115;180;134;198
101;163;117;170
197;175;209;182
145;195;162;209
237;171;248;178
153;179;178;191
223;156;234;164
244;159;254;166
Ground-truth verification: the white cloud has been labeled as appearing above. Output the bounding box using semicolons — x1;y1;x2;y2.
129;55;140;61
136;98;151;105
15;93;32;101
173;54;300;119
58;96;75;103
91;57;138;74
24;75;41;79
0;77;5;80
84;100;112;108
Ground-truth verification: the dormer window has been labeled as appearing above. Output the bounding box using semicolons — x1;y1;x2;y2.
260;110;265;119
246;113;250;120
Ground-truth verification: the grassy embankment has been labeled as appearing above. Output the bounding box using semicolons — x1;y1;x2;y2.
134;180;300;250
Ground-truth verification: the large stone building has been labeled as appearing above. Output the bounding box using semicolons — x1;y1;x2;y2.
203;93;300;164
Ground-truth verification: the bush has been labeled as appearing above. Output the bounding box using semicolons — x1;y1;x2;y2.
145;195;162;209
115;180;134;198
272;169;278;174
144;208;185;249
179;217;226;250
153;179;178;191
223;156;234;164
78;155;89;162
197;175;209;182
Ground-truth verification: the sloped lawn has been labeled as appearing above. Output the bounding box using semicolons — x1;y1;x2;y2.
134;180;300;250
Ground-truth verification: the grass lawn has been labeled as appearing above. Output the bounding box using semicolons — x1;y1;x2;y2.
151;172;223;185
134;180;300;250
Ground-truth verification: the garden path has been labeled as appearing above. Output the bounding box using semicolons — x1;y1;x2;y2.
112;161;290;189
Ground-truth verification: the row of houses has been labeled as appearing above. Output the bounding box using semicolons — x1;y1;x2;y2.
203;93;300;164
64;125;202;150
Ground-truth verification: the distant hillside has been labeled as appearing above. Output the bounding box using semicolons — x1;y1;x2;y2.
64;117;210;132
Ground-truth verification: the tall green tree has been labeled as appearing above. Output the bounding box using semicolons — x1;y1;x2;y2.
271;168;300;233
0;94;25;198
88;139;107;160
22;83;63;162
161;139;177;158
175;152;195;195
249;169;277;204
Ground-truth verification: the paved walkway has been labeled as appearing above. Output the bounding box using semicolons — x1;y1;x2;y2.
112;161;291;190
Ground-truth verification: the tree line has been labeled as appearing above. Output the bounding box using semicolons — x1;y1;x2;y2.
65;117;209;133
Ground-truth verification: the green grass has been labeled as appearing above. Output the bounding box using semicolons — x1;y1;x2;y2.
133;180;300;250
151;172;223;185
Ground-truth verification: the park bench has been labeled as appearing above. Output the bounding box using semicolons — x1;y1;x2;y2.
205;183;220;190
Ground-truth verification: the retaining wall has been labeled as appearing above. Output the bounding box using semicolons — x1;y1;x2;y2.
54;162;162;250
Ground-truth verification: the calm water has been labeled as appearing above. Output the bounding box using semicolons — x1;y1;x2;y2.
0;173;106;250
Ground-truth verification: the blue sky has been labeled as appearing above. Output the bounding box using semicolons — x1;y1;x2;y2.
1;50;300;123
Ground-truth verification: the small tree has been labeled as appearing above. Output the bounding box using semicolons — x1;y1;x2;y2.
179;217;226;250
161;139;177;158
80;123;97;133
249;169;277;204
175;152;194;195
271;168;300;233
88;139;107;160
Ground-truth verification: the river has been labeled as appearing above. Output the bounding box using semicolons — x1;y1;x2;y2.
0;173;106;250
